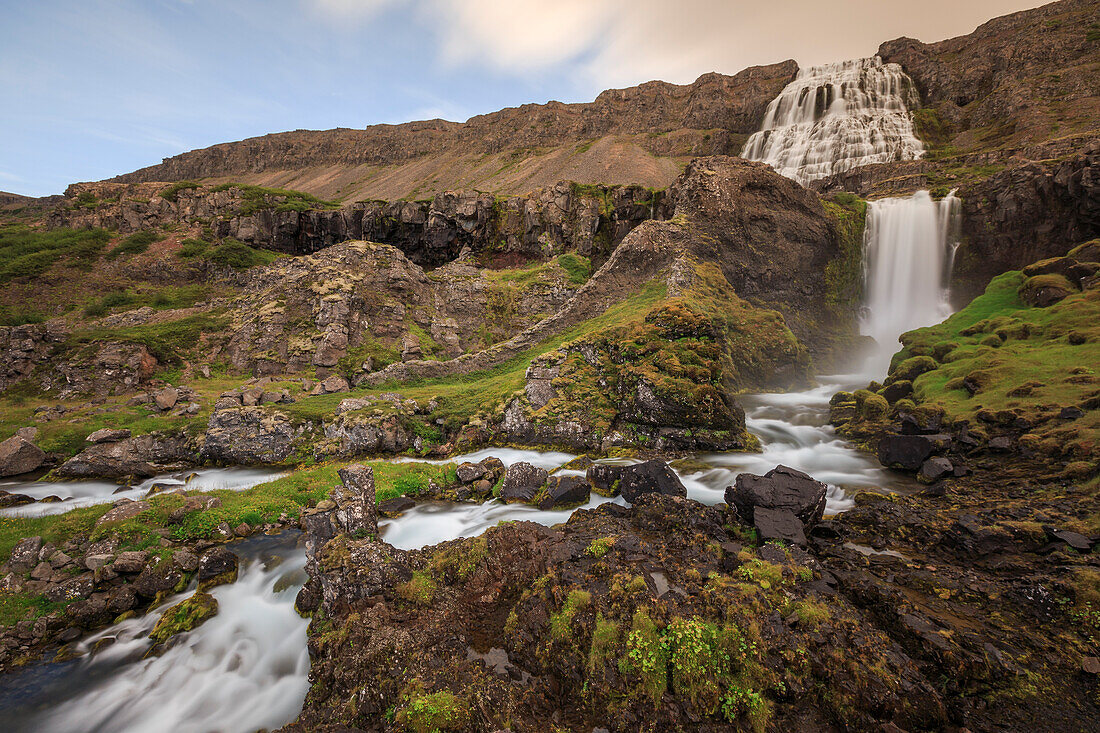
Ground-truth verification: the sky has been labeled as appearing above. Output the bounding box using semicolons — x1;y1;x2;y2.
0;0;1048;197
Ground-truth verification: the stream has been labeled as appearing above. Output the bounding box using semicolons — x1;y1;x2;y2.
0;373;917;732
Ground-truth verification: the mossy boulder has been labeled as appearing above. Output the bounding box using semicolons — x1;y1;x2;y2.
1019;273;1075;307
149;591;218;643
892;355;938;382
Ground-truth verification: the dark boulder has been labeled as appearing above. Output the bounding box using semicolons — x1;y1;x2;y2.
877;434;951;471
0;435;46;477
725;465;826;527
918;457;953;484
197;547;239;590
618;460;686;503
586;464;624;497
8;536;43;572
753;507;808;545
537;476;590;510
500;462;548;503
132;558;184;598
378;496;416;516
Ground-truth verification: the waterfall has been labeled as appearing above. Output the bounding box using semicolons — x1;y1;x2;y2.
860;190;961;378
742;57;924;185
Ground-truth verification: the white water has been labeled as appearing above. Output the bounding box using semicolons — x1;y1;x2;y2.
861;190;961;378
0;467;286;518
0;533;309;733
742;57;924;184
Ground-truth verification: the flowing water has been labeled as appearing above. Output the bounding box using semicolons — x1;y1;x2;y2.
741;56;924;184
861;190;961;376
0;467;286;518
0;54;961;733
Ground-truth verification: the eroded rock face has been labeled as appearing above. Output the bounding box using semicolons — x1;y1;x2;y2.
58;433;193;479
199;407;303;465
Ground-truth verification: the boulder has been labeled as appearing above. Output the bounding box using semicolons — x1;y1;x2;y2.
586;464;624;496
378;496;416;516
154;386;180;411
111;550;149;573
455;461;487;483
0;435;46;477
725;465;826;527
96;500;151;527
537;475;591;510
45;574;95;603
199;407;297;465
9;536;43;572
197;547;239;590
172;549;200;571
918;457;953;484
149;591;218;643
752;507;807;546
85;428;132;444
334;464;377;537
0;490;34;507
877;434;951;471
132;558;184;598
500;462;548;503
618;460;687;503
59;433;193;479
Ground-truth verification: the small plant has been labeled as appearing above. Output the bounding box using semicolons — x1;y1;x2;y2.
396;570;436;606
549;589;591;641
586;536;615;558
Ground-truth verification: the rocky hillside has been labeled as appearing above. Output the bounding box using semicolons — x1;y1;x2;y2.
108;63;798;202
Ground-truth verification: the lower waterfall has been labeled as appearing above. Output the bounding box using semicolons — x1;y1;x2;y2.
860;190;961;378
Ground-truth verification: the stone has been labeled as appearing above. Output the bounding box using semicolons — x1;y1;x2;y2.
1047;528;1093;552
9;536;43;572
30;561;53;581
84;554;114;571
154;386;179;410
753;508;807;545
1084;657;1100;675
335;464;378;537
16;426;38;441
537;475;590;510
45;575;94;603
1060;405;1085;420
455;461;487;483
725;465;826;527
172;550;200;571
500;462;548;503
96;500;151;526
378;496;416;516
111;550;149;573
586;464;624;496
918;457;953;484
133;558;184;598
618;460;687;503
0;490;34;507
241;387;264;406
197;547;240;590
320;374;350;394
0;435;46;477
149;591;218;643
877;434;951;471
106;584;137;614
85;428;131;444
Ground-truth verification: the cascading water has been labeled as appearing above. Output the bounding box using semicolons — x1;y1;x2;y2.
860;190;961;378
741;57;924;184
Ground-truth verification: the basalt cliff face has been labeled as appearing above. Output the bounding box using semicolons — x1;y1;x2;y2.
107;63;798;202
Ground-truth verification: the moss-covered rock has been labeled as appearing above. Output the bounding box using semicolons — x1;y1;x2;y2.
148;591;217;643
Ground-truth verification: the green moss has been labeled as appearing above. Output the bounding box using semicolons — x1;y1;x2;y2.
585;536;615;558
396;570;436;606
399;688;468;733
821;194;868;306
159;181;201;202
207;239;279;270
177;238;210;259
790;598;830;627
68;311;229;365
619;608;668;703
430;536;487;582
149;591;218;642
209;183;338;215
587;614;620;676
549;588;591;641
0;225;112;282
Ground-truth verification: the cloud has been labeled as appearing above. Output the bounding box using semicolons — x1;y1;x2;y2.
307;0;395;21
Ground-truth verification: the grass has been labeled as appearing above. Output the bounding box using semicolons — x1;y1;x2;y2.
207;239;280;270
892;267;1100;461
0;225;112;283
159;181;201;202
82;284;212;318
104;230;162;261
68;311;230;364
209;183;338;216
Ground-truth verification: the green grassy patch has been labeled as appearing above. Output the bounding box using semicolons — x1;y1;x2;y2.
159;181;202;202
207;239;280;270
68;311;229;364
104;230;162;261
0;225;112;282
209;183;338;215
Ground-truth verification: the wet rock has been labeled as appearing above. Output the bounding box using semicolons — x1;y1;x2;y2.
59;434;192;479
500;462;548;503
154;386;179;411
918;457;953;484
149;591;218;643
585;464;623;496
66;596;111;629
618;460;687;503
334;464;377;537
537;475;590;510
106;585;137;614
111;550;149;573
877;434;950;471
1046;527;1093;552
754;507;808;545
85;428;132;444
726;465;826;527
96;500;151;527
0;490;34;507
9;536;43;572
455;461;487;483
378;496;416;516
132;557;185;597
0;435;46;477
197;547;239;590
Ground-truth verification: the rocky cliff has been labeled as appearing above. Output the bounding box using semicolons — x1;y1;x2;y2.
106;63;797;201
48;180;663;267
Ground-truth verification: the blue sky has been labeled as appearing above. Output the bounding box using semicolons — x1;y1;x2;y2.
1;0;1045;197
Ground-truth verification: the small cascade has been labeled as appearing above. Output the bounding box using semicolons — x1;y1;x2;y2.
742;57;924;184
860;190;961;377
